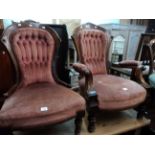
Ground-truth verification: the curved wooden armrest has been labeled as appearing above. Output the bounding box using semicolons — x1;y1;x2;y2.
132;66;151;89
112;60;142;69
72;63;93;95
112;60;151;89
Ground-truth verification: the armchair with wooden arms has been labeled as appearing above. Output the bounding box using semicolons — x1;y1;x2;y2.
0;21;86;135
112;38;155;118
111;33;155;84
145;39;155;131
72;23;147;132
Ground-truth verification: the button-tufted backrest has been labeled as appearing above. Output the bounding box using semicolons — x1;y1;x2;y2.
73;24;110;75
11;27;56;87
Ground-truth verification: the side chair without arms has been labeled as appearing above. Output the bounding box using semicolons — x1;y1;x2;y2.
72;23;147;132
0;21;85;135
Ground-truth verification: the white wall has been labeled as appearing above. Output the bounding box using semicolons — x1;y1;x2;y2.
81;19;120;24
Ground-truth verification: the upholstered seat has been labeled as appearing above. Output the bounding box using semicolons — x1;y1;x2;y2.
72;23;147;132
80;74;146;110
0;82;85;129
0;21;85;134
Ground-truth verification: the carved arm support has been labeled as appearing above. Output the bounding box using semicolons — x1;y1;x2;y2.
72;63;93;94
112;60;150;89
112;60;143;69
72;63;98;108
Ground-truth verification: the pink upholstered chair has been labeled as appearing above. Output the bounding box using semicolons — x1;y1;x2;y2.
0;21;85;135
72;23;147;132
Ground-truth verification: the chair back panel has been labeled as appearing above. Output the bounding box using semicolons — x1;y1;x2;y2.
73;23;110;75
11;27;55;87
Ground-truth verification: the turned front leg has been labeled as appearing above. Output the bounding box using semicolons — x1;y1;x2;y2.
75;111;85;135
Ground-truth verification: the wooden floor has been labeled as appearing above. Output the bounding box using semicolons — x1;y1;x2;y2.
14;109;150;135
82;110;150;135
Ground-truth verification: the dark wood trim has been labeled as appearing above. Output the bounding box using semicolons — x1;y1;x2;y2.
75;111;85;135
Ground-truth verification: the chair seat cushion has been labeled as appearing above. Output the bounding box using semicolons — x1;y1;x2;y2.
0;83;85;129
149;73;155;88
80;74;146;110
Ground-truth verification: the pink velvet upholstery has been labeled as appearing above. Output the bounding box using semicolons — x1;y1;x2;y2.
77;29;109;74
0;23;86;133
80;75;146;110
73;23;146;111
0;83;85;128
12;28;55;87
